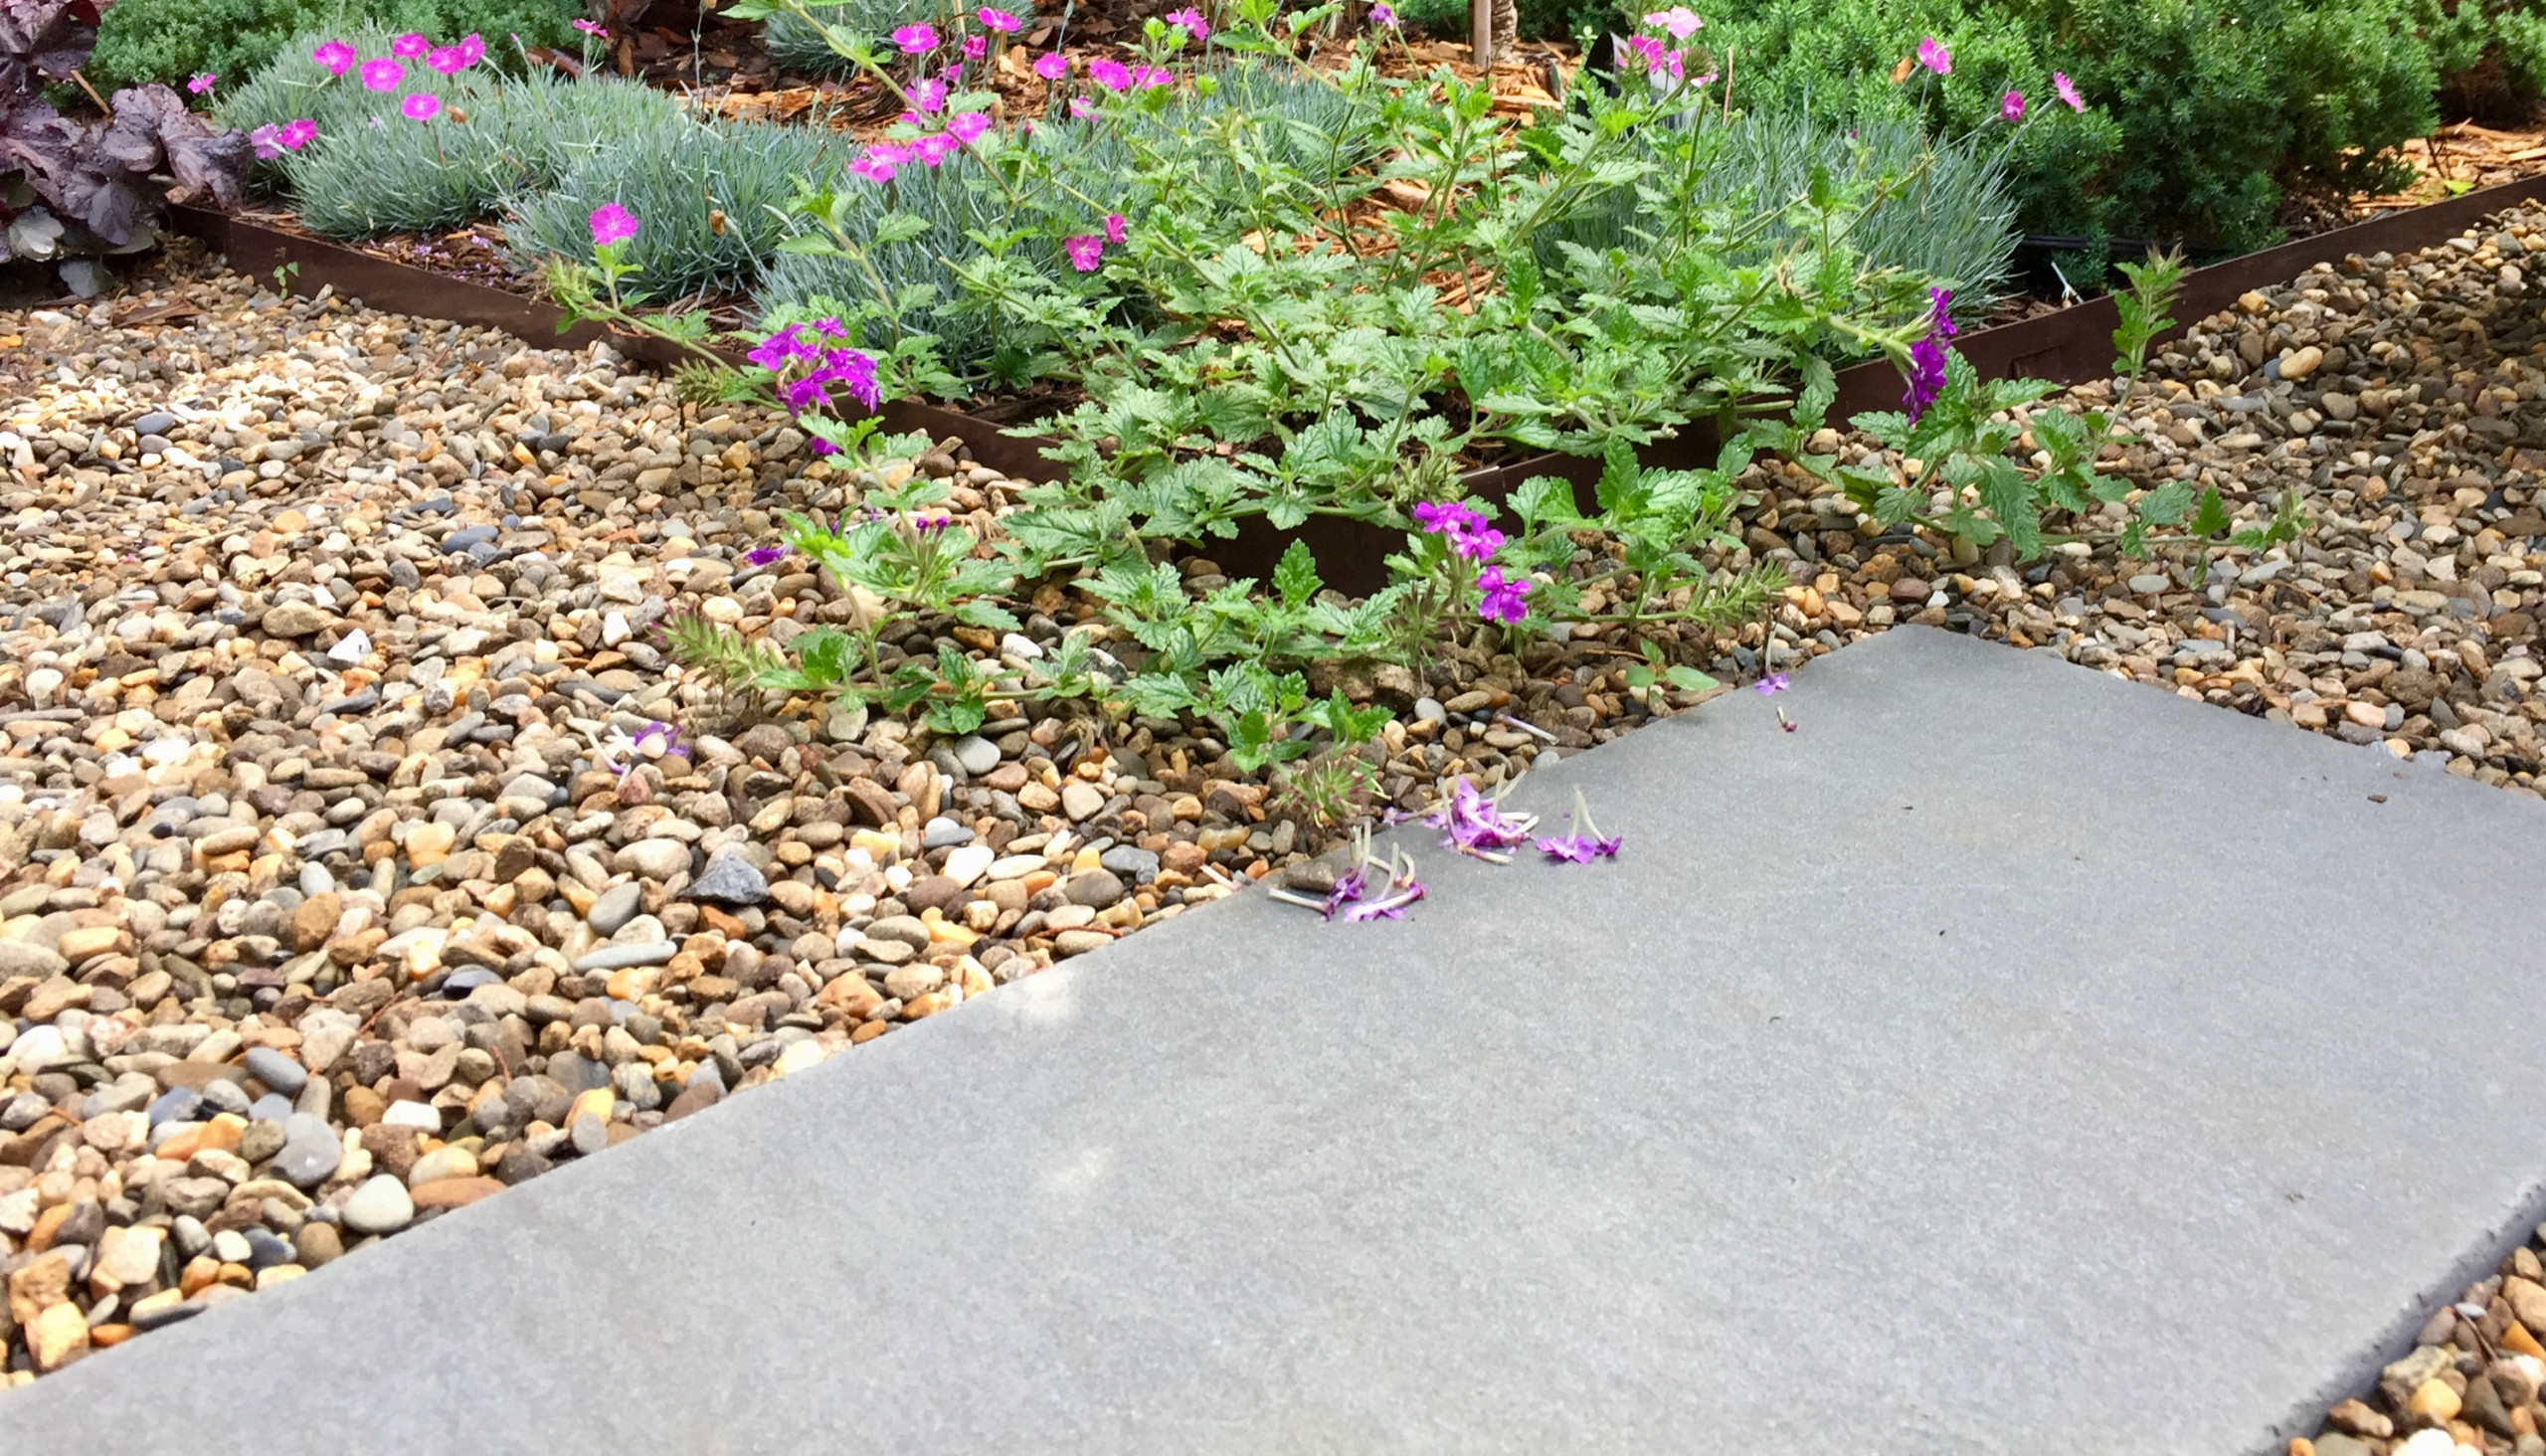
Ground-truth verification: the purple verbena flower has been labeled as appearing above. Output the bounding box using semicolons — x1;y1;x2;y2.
1533;787;1621;863
1476;566;1530;624
1429;777;1532;855
742;545;789;568
1902;286;1956;424
1369;3;1396;24
1338;881;1424;921
633;719;689;759
1755;672;1789;694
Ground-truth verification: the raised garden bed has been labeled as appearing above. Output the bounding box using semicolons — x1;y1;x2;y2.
169;162;2546;593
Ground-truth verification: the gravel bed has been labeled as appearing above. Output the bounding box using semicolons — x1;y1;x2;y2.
0;197;2542;1388
2291;1228;2546;1456
1746;205;2546;798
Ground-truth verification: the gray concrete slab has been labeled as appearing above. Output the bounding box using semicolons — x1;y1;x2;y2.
6;627;2544;1455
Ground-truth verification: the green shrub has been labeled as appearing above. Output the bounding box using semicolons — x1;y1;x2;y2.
221;24;686;238
1694;0;2440;251
85;0;578;94
508;118;850;298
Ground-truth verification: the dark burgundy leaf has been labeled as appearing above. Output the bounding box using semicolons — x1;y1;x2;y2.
0;0;99;91
97;86;249;207
0;96;145;244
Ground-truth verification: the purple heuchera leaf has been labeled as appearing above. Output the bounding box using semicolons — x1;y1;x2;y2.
0;0;99;91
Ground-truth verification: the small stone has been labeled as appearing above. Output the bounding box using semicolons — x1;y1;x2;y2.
941;843;996;887
616;838;692;880
1060;781;1107;821
296;1221;343;1268
243;1046;307;1096
341;1175;416;1234
1063;868;1126;909
272;1112;343;1189
951;735;1000;775
2406;1376;2462;1423
586;882;643;936
685;855;768;906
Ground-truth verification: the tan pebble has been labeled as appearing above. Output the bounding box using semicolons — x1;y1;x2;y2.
2408;1376;2462;1422
26;1300;88;1370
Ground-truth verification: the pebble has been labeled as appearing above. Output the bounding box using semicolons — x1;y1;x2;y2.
340;1176;416;1235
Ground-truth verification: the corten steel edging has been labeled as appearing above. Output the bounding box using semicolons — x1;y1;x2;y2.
1824;171;2546;419
159;205;1061;486
170;171;2546;593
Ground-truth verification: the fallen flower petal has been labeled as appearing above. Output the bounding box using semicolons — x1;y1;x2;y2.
1755;672;1789;694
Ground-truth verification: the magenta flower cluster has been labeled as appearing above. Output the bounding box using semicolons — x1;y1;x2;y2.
750;319;883;415
310;30;482;125
1414;500;1531;623
1411;499;1502;560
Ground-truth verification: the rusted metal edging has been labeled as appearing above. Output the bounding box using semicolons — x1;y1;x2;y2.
169;170;2546;592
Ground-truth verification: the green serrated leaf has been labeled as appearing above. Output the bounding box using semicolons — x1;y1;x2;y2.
1273;538;1321;608
2187;485;2233;537
2137;482;2196;527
